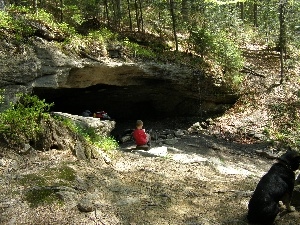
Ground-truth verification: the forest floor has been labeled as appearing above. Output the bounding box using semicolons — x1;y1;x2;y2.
1;45;300;224
1;127;300;225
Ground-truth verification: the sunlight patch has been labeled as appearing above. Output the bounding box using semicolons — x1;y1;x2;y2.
216;165;253;176
172;154;208;164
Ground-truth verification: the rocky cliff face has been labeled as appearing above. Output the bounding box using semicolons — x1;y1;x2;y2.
0;36;238;119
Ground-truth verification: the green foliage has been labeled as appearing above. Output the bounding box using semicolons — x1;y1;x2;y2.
19;174;47;187
0;10;12;28
56;165;76;181
27;8;76;36
96;28;119;42
190;27;244;70
0;94;53;146
76;125;119;151
123;38;156;59
189;27;244;88
94;136;119;151
60;118;119;152
64;5;84;25
0;7;35;40
189;28;214;58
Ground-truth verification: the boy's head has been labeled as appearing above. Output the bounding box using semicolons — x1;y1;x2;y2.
136;120;143;128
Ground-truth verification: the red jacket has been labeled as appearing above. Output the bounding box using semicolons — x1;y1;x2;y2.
133;129;147;146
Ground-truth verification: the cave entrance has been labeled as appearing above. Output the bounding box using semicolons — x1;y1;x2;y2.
32;84;200;122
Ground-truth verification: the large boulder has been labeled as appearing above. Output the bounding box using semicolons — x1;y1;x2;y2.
31;114;114;161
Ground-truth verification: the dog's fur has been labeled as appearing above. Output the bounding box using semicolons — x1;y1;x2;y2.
247;150;300;225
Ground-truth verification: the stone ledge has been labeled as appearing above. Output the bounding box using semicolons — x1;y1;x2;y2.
52;112;115;137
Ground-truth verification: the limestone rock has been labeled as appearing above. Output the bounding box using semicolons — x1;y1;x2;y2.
0;36;238;119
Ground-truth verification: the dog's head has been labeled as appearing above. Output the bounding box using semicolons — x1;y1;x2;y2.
278;150;300;171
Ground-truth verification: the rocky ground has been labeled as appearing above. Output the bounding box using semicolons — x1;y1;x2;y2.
1;45;300;224
1;119;300;225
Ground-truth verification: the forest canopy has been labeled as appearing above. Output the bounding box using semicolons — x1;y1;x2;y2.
0;0;299;51
0;0;299;90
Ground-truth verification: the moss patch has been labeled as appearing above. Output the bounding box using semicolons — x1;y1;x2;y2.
25;187;63;208
20;164;76;207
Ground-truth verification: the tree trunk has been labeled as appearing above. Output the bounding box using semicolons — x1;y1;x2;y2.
170;0;178;51
134;0;140;31
126;0;133;31
104;0;110;27
0;0;5;10
33;0;38;14
114;0;121;30
253;1;258;27
138;0;144;32
60;0;63;23
279;0;287;84
181;0;189;22
237;2;244;21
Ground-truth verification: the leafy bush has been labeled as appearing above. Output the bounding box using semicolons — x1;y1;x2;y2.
189;28;214;58
0;94;53;146
60;118;119;152
189;27;244;88
0;10;13;29
123;38;156;59
76;125;119;151
0;7;34;40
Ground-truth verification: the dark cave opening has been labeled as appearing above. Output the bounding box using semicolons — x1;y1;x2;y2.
32;84;201;122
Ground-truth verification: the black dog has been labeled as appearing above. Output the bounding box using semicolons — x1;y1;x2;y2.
247;150;300;225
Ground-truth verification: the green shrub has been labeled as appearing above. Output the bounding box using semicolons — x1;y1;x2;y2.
59;117;119;151
75;124;119;151
189;27;244;88
0;7;34;40
0;94;53;146
123;38;156;59
0;10;12;29
189;28;214;58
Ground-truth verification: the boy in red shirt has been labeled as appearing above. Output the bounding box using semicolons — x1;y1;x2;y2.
133;120;151;149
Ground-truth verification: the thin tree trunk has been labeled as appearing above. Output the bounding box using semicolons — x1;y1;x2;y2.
253;1;258;27
60;0;63;23
138;0;144;32
181;0;189;22
0;0;5;10
134;0;140;32
170;0;178;51
279;0;287;84
238;2;244;21
104;0;110;27
33;0;38;14
126;0;133;31
113;0;121;30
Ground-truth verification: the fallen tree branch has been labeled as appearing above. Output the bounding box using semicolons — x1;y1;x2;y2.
241;66;266;78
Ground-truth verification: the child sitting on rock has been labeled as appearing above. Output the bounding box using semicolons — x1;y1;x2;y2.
133;120;151;150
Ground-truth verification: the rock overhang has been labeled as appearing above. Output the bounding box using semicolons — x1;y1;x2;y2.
0;37;238;120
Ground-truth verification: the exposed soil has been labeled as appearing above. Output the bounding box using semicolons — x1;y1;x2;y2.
1;118;300;225
1;45;300;225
